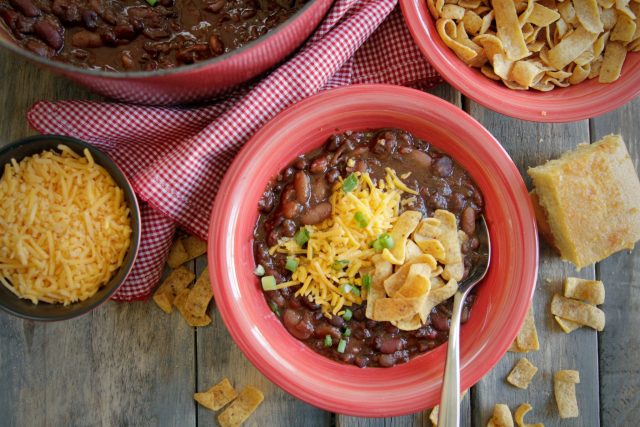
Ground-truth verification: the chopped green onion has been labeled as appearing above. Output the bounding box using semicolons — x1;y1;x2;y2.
285;257;299;272
332;259;349;271
351;286;361;297
268;300;281;316
261;275;277;291
145;0;157;5
378;233;394;249
362;274;372;291
294;228;310;246
339;284;353;295
254;265;265;276
323;335;333;347
371;240;383;251
354;211;368;228
342;173;358;192
337;339;347;353
342;327;351;337
342;308;353;321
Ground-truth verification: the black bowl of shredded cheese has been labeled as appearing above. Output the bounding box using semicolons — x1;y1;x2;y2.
0;135;141;321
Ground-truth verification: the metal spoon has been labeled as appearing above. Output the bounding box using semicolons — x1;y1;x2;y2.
438;215;491;427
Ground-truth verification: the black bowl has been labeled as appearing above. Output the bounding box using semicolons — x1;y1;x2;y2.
0;135;141;321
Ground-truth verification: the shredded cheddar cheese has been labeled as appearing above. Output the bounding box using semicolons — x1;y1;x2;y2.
0;146;132;305
270;170;413;316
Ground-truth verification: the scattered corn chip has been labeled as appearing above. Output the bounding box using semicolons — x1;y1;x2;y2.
554;370;580;418
514;403;543;427
507;358;538;389
510;307;540;352
184;268;213;318
218;386;264;427
175;288;212;327
153;266;195;313
551;294;605;331
183;236;207;259
554;315;582;333
564;277;605;305
167;238;190;269
487;403;514;427
194;378;238;411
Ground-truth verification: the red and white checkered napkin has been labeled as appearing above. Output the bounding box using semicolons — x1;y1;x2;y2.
27;1;442;301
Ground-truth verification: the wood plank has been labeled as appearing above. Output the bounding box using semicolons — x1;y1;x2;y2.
338;84;467;427
0;50;100;141
589;98;640;425
465;103;600;427
194;256;332;427
0;50;196;427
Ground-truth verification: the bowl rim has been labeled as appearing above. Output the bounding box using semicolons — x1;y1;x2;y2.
209;84;539;416
399;0;640;123
0;134;142;321
0;0;324;79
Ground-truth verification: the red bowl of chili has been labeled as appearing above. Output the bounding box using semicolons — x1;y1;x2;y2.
208;84;538;416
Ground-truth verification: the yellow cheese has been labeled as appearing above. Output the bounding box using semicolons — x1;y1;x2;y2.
271;170;413;316
0;146;132;305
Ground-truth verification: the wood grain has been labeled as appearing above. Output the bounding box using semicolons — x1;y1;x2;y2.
590;98;640;426
465;103;600;427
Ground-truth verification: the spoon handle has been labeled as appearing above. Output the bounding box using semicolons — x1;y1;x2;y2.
438;290;466;427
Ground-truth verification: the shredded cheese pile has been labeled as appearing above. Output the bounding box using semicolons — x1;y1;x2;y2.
0;146;132;305
270;168;416;316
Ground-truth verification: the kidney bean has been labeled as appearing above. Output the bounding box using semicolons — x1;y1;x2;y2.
431;312;450;331
309;155;328;174
33;19;63;49
283;309;314;340
301;296;320;311
14;14;34;34
310;178;328;204
9;0;39;17
208;33;224;54
398;146;413;154
418;340;437;352
448;192;466;213
324;168;340;184
300;202;331;225
72;30;103;48
433;155;453;177
408;149;432;169
1;7;19;32
314;324;341;341
281;200;302;220
205;0;225;13
113;23;136;40
325;134;343;152
461;206;476;235
353;159;368;173
428;193;448;210
294;171;310;204
379;337;404;354
176;43;208;63
23;37;54;56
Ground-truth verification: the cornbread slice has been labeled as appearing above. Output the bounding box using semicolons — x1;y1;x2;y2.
528;134;640;269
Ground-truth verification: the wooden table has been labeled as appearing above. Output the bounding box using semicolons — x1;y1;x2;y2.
1;45;638;427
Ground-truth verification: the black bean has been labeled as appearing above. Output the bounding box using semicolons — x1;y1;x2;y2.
301;296;320;311
431;312;450;331
81;10;97;29
33;19;63;49
448;192;466;213
240;8;256;19
354;356;369;368
257;191;274;212
328;315;345;328
280;219;296;237
428;193;448;210
433;156;453;177
325;168;340;184
378;353;396;367
300;202;331;225
325;134;343;152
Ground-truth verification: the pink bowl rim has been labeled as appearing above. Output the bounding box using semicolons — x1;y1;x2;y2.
0;0;324;79
208;84;539;416
399;0;640;123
